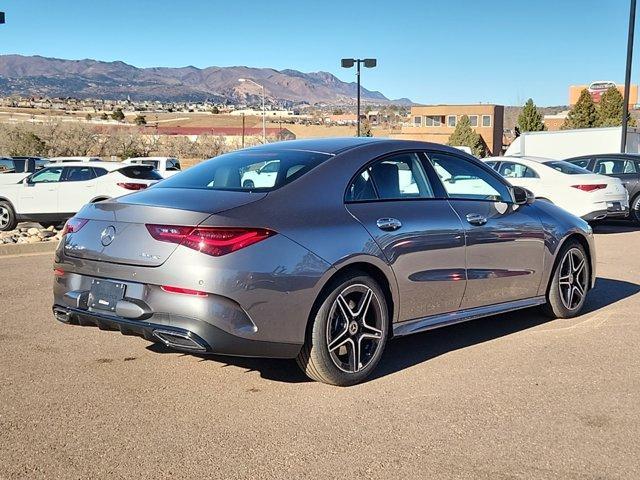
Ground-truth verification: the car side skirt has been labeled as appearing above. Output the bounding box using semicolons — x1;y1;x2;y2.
393;296;547;337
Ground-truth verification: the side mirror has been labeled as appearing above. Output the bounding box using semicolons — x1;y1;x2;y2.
513;186;535;205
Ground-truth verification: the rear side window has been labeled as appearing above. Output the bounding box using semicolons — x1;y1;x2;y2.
498;162;539;178
0;158;16;173
346;153;435;202
93;168;108;177
118;165;163;180
568;158;591;169
166;159;181;171
543;160;592;175
156;149;332;191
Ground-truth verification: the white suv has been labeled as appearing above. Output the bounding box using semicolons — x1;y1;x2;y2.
0;161;161;231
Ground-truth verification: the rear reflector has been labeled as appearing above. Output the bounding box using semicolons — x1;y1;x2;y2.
161;285;208;297
146;225;276;257
571;184;607;192
62;217;89;235
117;182;148;191
53;268;65;277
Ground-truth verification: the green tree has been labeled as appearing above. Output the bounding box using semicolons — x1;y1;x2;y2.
597;86;636;127
100;112;109;120
111;108;125;122
517;98;545;132
85;113;92;121
447;115;486;157
133;114;147;126
211;106;220;114
562;89;597;129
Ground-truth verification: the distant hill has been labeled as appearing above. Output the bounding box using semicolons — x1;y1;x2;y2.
0;54;412;106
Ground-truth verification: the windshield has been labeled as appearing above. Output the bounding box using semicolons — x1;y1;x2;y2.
543;160;592;175
155;149;332;191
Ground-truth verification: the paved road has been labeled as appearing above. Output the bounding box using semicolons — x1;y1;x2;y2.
1;224;639;479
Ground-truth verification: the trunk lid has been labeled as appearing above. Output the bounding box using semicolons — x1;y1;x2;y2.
63;188;266;267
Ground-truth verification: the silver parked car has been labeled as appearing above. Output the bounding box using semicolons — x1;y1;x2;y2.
53;138;596;385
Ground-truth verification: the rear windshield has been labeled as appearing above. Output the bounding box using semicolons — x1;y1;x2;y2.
118;165;163;180
155;149;332;191
543;160;591;175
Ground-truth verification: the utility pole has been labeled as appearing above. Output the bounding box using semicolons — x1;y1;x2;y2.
621;0;636;153
241;113;246;148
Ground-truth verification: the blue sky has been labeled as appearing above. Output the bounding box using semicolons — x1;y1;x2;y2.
0;0;638;105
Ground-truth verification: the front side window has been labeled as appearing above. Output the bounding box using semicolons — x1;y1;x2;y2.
498;162;539;178
594;158;636;174
29;166;63;184
156;149;332;192
63;167;96;182
427;152;511;202
346;153;435;202
447;115;457;127
482;115;492;127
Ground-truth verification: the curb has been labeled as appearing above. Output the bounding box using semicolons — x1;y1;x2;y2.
0;240;59;257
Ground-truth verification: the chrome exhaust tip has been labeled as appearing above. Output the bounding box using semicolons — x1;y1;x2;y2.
53;307;71;323
152;329;207;352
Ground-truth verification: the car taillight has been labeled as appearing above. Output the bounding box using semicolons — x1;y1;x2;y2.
117;182;148;190
62;217;88;235
146;225;276;256
571;184;607;192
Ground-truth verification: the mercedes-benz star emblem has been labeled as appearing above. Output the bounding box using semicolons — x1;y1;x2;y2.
100;225;116;246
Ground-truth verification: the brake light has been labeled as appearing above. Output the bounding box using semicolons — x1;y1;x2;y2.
161;285;208;297
146;225;276;256
117;182;148;191
62;217;88;235
571;184;607;192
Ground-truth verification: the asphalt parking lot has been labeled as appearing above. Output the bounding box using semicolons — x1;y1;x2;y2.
1;224;639;479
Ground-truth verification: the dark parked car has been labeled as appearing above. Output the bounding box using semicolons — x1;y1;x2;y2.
0;156;48;182
53;139;595;385
565;153;640;224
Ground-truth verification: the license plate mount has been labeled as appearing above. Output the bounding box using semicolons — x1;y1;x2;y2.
88;279;126;312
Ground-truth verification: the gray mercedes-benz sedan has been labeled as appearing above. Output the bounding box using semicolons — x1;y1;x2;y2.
53;138;596;385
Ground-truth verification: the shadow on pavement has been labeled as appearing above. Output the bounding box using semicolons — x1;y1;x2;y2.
592;221;638;235
147;277;640;385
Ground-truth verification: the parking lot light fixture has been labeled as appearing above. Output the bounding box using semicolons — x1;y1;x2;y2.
341;58;377;136
239;78;266;143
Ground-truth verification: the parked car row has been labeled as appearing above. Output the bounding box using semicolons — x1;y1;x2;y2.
0;158;169;231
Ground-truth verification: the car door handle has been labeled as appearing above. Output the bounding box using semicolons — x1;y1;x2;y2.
466;213;487;226
376;218;402;231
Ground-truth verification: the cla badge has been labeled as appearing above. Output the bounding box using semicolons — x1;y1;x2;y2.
100;225;116;246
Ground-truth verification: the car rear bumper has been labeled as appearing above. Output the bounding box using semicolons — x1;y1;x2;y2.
581;208;629;221
53;304;302;358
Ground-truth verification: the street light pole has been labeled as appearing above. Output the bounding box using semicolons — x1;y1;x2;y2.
238;78;266;143
341;58;377;136
621;0;636;153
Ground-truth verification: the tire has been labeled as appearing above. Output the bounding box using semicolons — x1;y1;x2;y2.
242;180;255;188
0;201;18;232
543;241;590;319
296;272;389;386
630;194;640;225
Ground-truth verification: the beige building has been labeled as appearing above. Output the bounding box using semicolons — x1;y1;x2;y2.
393;104;504;155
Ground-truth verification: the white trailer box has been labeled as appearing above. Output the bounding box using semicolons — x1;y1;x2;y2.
505;127;640;159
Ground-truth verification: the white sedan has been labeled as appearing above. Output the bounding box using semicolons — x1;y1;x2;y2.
484;156;629;221
0;161;161;231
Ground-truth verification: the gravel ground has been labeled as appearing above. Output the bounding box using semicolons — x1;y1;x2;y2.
1;223;639;479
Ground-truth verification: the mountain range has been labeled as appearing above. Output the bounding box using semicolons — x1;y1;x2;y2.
0;54;412;106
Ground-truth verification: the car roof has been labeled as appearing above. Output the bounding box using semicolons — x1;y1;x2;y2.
566;153;640;160
242;137;471;155
44;161;123;171
48;156;102;161
127;156;176;161
485;155;555;164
